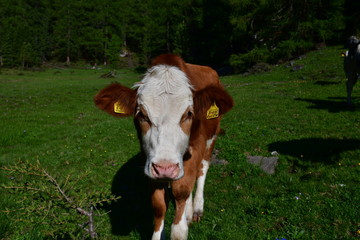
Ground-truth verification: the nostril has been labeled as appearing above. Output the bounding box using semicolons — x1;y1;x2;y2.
152;163;160;175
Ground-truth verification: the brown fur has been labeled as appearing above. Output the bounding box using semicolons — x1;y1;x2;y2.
193;85;234;120
94;83;137;117
151;54;221;90
151;186;168;231
137;106;151;135
180;107;193;136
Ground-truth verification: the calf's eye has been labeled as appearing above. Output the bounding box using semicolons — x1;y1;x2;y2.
137;111;151;123
182;111;193;122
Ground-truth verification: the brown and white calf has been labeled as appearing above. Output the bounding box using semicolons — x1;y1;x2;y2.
94;54;233;240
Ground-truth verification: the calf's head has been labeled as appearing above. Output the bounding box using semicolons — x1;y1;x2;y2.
94;64;233;181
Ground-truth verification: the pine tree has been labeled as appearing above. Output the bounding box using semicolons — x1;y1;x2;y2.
51;0;82;64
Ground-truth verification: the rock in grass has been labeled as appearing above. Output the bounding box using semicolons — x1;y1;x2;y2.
100;71;116;78
247;155;279;174
211;149;229;165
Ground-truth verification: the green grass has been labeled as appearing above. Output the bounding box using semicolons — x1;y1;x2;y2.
1;46;360;240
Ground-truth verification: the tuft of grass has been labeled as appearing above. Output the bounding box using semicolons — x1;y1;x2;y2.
1;46;360;239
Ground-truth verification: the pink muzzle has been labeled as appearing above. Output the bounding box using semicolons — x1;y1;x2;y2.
151;162;180;180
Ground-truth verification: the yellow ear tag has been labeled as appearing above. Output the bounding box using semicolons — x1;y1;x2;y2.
206;102;219;119
114;101;126;114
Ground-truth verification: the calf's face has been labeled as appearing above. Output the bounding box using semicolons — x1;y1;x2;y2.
94;64;234;181
135;65;193;180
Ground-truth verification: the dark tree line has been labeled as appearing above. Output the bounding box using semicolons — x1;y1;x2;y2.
0;0;359;72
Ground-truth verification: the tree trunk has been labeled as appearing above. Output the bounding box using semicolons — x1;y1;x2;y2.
66;9;71;66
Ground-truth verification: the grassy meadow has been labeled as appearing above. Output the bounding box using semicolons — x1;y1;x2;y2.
1;46;359;239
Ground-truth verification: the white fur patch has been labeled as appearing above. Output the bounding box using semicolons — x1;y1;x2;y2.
171;198;189;240
194;160;210;216
152;220;165;240
185;192;193;225
206;135;217;150
135;65;194;180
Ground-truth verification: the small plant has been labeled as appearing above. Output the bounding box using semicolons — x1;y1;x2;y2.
229;47;271;73
1;160;120;239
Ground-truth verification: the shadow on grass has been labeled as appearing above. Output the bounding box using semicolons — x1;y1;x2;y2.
268;138;360;163
314;80;341;86
295;97;358;113
107;152;153;239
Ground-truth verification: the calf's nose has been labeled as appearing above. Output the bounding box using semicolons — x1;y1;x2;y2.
152;162;180;180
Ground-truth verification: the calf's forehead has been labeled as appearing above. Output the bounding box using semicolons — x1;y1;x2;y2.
135;64;194;122
138;94;193;124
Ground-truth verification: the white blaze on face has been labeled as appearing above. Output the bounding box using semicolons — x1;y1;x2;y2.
134;65;193;180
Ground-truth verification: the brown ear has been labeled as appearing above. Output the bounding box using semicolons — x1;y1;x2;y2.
193;86;234;119
94;83;137;117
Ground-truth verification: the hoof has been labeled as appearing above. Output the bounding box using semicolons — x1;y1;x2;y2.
193;211;203;222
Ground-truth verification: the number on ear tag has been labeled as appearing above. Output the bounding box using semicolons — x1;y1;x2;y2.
206;102;219;119
114;101;126;114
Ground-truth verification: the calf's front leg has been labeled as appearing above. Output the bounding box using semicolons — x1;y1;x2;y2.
193;159;210;222
171;178;195;240
171;197;189;240
193;135;217;221
151;187;168;240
